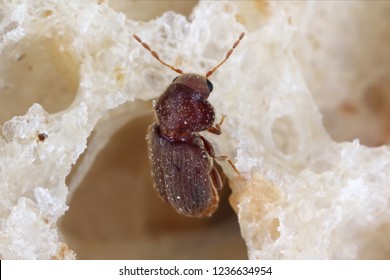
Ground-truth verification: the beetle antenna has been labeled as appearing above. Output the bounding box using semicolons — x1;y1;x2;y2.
205;32;245;78
133;34;184;75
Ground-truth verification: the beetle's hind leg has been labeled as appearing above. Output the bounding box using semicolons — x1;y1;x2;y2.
213;155;240;175
210;165;224;190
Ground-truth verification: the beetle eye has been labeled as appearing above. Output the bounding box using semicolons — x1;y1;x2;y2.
172;76;179;83
206;79;213;92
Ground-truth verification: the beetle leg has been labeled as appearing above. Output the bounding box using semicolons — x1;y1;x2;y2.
210;165;224;190
207;114;226;135
200;135;240;175
213;155;240;175
200;135;216;156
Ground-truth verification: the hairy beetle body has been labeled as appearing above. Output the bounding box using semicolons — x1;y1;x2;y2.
133;32;245;217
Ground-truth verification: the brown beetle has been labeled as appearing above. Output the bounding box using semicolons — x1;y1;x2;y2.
134;32;244;217
37;132;48;142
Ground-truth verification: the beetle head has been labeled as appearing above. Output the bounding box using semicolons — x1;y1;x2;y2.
171;73;213;99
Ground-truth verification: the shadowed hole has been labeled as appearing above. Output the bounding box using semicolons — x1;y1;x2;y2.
322;76;390;147
61;114;247;259
0;36;79;126
363;77;390;145
109;0;198;21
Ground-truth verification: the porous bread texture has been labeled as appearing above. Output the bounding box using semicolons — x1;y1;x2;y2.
0;0;389;259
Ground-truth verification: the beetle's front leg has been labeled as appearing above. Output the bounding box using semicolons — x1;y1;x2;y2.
207;115;226;135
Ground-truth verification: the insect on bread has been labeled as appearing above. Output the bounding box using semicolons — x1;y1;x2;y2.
133;32;245;217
